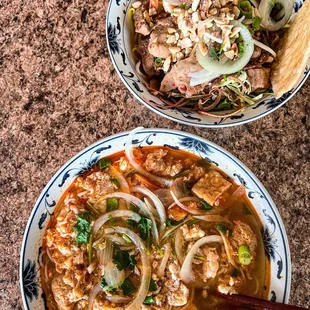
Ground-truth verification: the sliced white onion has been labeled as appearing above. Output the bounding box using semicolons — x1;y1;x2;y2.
105;234;130;246
193;215;232;225
189;69;221;86
197;21;254;74
163;0;183;5
156;243;172;279
144;197;159;217
93;210;141;235
259;0;294;31
105;227;151;310
106;295;133;304
172;178;189;199
101;192;159;244
253;39;277;58
46;248;54;263
125;127;173;188
132;185;167;230
110;165;130;209
175;227;185;265
170;192;203;215
161;217;192;242
104;261;126;287
192;18;214;32
180;235;223;284
204;31;223;44
88;283;102;310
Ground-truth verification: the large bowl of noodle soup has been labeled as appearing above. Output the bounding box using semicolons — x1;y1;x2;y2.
20;128;291;309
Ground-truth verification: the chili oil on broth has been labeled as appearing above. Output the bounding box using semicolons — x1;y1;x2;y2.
41;146;270;310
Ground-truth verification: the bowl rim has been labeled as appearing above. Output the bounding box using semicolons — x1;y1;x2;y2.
106;1;310;128
19;128;291;308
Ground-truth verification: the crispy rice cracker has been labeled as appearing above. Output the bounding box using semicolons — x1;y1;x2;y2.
271;0;310;99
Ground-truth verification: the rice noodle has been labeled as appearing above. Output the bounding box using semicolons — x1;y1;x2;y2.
46;248;54;263
180;235;223;283
193;215;232;225
93;210;141;235
253;39;277;58
100;192;159;244
105;227;151;310
88;283;103;310
125;128;173;187
156;243;172;278
174;227;185;265
38;250;46;268
132;185;167;230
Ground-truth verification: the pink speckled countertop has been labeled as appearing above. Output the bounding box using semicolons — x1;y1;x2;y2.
0;0;309;309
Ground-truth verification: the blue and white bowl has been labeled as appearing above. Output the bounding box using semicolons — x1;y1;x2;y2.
20;128;291;309
107;0;309;128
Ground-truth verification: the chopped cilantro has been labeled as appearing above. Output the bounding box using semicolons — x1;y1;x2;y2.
210;47;219;61
217;224;232;236
144;296;156;305
200;200;212;211
216;99;234;111
252;16;262;32
100;277;108;289
74;212;91;244
113;250;130;271
149;279;158;291
167;219;184;227
98;157;112;170
107;197;118;211
111;178;120;188
121;278;136;296
129;255;136;271
138;216;152;249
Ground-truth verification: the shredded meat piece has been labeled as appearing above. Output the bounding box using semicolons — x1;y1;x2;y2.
93;298;124;310
181;224;205;241
144;149;183;177
148;18;175;58
202;247;220;281
168;205;187;221
231;221;257;258
217;275;243;295
168;282;190;306
191;170;231;206
247;68;271;92
160;57;206;97
183;164;206;183
138;38;155;76
133;4;150;36
51;274;74;310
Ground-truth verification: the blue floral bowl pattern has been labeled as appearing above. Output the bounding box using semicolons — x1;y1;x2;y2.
106;0;309;128
20;128;291;309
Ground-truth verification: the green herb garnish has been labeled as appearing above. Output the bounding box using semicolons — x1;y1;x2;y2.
252;16;262;32
172;170;191;179
113;250;130;271
98;157;112;169
121;278;136;296
149;279;158;291
217;223;232;236
101;277;108;289
111;178;120;188
88;233;93;263
154;58;163;67
167;219;184;227
210;47;219;61
138;216;152;250
74;212;91;244
200;200;212;211
107;197;118;211
144;296;156;305
216;99;234;111
129;255;136;271
238;0;253;18
127;218;138;229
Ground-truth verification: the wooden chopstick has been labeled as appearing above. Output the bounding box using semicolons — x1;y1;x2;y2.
215;292;307;310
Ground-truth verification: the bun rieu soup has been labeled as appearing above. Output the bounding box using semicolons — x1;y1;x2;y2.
42;132;269;309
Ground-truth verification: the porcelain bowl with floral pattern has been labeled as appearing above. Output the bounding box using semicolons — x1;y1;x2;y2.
106;0;309;127
20;128;291;309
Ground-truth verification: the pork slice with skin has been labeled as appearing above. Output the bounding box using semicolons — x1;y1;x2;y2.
246;67;271;92
160;57;206;97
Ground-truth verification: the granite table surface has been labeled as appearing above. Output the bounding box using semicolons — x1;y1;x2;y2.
0;0;309;309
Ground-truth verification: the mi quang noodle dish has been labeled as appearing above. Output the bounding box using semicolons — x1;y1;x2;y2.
42;133;269;309
129;0;295;117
